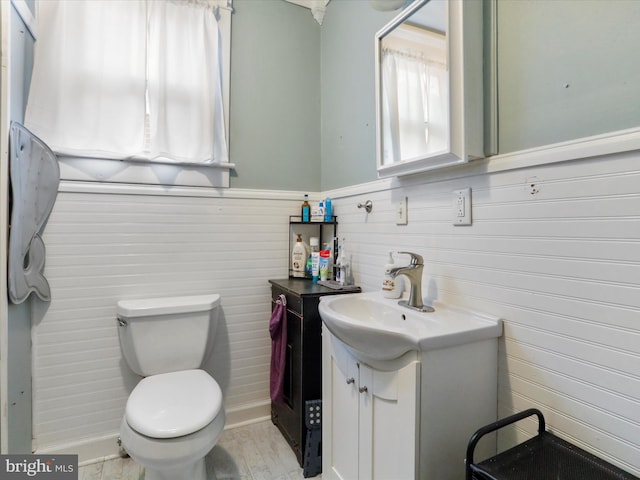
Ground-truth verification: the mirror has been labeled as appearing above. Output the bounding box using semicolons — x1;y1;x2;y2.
375;0;484;177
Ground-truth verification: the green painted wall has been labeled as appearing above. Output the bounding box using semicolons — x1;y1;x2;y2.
320;1;396;190
496;0;640;153
222;0;640;188
229;0;321;191
229;0;393;191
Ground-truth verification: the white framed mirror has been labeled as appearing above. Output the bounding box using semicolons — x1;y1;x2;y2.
375;0;484;178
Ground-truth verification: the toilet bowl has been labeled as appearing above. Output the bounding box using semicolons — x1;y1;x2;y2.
116;295;225;480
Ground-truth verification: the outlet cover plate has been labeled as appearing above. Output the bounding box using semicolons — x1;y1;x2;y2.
453;188;472;226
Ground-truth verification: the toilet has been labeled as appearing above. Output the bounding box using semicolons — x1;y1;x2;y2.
116;294;225;480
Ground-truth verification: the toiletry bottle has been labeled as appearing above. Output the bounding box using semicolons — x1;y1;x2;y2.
324;197;332;222
319;247;331;281
301;194;311;223
382;251;403;298
291;234;308;278
337;238;350;285
312;201;324;222
310;237;320;283
306;254;313;278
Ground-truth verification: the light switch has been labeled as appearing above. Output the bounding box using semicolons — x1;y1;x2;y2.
396;197;408;225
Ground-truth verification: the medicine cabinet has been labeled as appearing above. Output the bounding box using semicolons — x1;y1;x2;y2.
375;0;484;177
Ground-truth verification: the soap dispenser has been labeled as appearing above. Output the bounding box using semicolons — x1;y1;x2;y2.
382;251;403;299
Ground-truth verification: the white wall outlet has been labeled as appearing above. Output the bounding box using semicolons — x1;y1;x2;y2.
453;188;472;226
396;197;408;225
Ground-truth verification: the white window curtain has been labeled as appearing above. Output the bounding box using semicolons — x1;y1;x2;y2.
381;49;448;165
25;0;228;166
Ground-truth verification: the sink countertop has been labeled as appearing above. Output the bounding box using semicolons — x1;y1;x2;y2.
269;278;361;298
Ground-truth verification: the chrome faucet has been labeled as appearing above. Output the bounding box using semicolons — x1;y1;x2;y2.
386;251;434;313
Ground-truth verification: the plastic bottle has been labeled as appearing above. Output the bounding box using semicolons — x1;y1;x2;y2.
310;237;320;283
306;254;313;278
324;197;333;222
301;194;311;223
337;238;350;285
291;234;309;278
312;201;324;222
319;247;331;281
382;251;403;298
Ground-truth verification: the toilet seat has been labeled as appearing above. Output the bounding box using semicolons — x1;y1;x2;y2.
120;410;225;472
126;369;222;438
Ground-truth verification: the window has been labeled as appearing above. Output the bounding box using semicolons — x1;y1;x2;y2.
25;0;233;188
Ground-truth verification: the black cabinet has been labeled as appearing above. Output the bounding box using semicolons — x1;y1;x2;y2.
269;278;360;469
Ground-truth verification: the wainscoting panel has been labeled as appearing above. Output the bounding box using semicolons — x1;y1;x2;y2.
33;150;640;477
34;189;297;455
326;151;640;476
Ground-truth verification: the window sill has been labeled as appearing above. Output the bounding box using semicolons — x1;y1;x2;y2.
57;156;235;188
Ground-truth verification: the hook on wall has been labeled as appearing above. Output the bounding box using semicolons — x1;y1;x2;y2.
357;200;373;213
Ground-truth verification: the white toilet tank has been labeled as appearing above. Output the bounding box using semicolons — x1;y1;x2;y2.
117;294;221;377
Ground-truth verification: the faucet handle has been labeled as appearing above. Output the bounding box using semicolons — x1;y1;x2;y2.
397;251;423;265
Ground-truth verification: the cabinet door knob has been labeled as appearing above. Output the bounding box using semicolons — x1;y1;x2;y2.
359;386;368;393
346;377;355;385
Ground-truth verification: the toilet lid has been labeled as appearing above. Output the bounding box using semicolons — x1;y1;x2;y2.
126;369;222;438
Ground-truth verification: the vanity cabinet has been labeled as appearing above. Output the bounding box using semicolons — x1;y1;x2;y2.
269;279;360;469
323;329;499;480
324;332;419;479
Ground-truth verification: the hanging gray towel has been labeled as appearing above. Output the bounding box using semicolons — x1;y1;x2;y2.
269;294;287;404
8;122;59;303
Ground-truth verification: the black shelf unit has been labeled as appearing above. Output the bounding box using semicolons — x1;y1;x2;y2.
466;409;639;480
269;278;360;474
288;216;338;280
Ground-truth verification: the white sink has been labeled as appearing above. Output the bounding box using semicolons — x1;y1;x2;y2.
319;291;502;361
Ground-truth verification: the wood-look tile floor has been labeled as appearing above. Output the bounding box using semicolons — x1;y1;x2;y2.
79;420;322;480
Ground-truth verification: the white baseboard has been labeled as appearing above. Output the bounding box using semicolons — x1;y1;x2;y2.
36;433;122;466
36;400;273;466
224;399;272;429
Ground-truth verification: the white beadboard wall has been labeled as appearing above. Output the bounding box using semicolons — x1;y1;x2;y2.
34;149;640;476
34;189;297;457
329;151;640;476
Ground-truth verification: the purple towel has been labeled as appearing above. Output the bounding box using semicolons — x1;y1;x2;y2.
269;295;287;404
